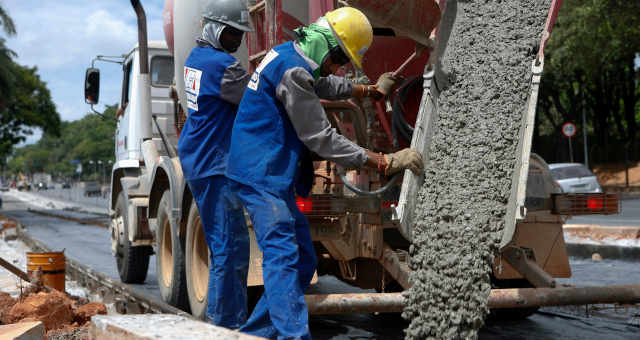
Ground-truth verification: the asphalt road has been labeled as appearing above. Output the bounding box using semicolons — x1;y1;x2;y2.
0;194;160;299
1;190;639;339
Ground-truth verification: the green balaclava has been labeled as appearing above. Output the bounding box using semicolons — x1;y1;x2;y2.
294;17;340;79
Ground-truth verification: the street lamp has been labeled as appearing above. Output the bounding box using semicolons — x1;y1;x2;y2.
108;160;113;185
98;160;104;184
88;160;94;181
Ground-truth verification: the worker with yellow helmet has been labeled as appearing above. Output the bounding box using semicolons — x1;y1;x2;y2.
226;7;423;339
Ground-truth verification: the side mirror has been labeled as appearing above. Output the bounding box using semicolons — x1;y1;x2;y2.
84;68;100;105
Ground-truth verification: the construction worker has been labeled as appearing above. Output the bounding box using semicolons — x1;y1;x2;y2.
176;0;252;329
226;7;423;339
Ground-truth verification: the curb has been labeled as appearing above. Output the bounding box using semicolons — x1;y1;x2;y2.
565;243;640;261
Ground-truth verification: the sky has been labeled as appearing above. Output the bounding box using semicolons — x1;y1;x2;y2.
3;0;167;145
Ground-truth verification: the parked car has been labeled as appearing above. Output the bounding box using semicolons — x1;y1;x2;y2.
37;182;48;191
548;163;602;193
61;182;72;189
0;182;9;192
82;181;101;197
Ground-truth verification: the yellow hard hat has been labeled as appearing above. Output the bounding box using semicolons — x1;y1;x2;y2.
325;7;373;69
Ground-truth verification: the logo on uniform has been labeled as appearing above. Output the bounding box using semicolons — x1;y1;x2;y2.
184;66;202;111
247;50;279;91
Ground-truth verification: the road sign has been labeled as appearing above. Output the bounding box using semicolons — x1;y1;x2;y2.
562;122;577;138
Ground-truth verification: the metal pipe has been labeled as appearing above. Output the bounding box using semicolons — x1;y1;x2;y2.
489;285;640;309
131;0;154;153
306;293;404;314
130;0;148;75
305;285;640;314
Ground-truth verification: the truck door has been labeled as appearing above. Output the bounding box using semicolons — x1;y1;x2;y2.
116;59;134;162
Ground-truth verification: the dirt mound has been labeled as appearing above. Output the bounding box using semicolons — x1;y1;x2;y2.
6;290;74;331
0;291;17;323
3;288;106;336
74;302;107;325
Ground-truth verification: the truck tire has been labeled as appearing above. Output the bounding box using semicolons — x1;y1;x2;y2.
156;190;189;310
185;201;210;319
114;192;151;283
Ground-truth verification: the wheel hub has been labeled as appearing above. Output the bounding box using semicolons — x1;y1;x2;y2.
161;219;174;287
192;216;209;302
111;215;125;256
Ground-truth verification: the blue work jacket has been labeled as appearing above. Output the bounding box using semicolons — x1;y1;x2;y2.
226;42;314;198
178;45;244;180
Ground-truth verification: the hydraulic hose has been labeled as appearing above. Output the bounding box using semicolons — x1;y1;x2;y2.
392;76;421;143
340;172;402;197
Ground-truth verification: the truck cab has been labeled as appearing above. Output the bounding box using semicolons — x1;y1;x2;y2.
115;41;175;166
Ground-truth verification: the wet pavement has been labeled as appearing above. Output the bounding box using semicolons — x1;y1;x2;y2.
1;190;639;339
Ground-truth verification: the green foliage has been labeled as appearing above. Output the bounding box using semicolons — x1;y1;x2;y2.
0;5;61;161
536;0;640;163
0;5;16;36
0;62;61;161
0;3;16;112
6;105;117;177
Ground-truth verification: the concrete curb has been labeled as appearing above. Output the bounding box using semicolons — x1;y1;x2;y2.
89;315;265;340
563;224;640;260
565;243;640;261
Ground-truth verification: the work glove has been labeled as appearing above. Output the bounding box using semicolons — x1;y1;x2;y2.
375;72;401;97
385;148;424;176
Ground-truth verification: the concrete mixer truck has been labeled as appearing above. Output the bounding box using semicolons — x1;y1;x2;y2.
84;0;623;320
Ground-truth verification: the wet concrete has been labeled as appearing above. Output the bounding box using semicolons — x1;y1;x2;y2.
404;0;557;338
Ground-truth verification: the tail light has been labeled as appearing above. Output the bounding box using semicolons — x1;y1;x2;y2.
587;198;603;210
296;197;313;213
552;193;619;215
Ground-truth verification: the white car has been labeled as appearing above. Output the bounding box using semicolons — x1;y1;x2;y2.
548;163;602;193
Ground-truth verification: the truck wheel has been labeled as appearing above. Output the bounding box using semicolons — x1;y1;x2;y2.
113;192;151;283
185;201;210;319
488;278;539;321
156;190;189;310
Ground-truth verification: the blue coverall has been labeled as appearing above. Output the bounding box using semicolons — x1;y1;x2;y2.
226;41;366;339
177;42;250;328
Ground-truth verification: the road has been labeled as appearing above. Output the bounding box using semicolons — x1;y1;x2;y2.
1;189;639;339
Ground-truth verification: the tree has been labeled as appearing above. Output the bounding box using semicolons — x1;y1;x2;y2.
0;4;16;110
0;4;61;163
0;5;16;35
6;106;117;178
535;0;640;163
0;62;61;160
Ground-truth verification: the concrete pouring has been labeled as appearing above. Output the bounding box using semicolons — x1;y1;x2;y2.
404;0;554;339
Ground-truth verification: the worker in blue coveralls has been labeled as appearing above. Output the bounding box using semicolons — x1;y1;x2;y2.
226;6;424;339
177;0;252;329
